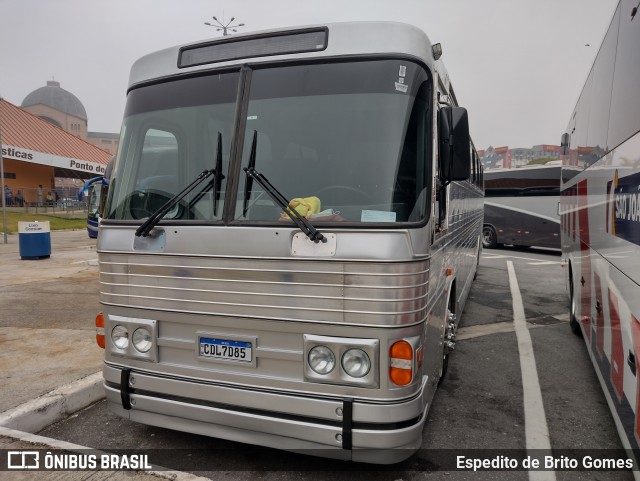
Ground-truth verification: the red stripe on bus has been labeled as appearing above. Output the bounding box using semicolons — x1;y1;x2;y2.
594;273;605;359
633;315;640;445
609;289;624;402
578;180;592;340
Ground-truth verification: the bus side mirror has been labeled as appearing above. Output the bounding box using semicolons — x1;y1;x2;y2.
560;133;570;156
438;107;471;182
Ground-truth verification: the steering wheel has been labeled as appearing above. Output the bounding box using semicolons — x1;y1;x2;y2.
128;190;183;220
315;185;374;205
129;191;152;219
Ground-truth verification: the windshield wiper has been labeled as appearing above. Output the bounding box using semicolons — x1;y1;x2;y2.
242;131;257;217
186;132;225;217
242;130;326;243
213;132;224;216
136;134;226;237
135;169;216;237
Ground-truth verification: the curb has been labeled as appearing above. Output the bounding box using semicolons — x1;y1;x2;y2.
0;374;213;480
0;371;104;433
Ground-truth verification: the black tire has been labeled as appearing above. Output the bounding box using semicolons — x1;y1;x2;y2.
482;225;498;249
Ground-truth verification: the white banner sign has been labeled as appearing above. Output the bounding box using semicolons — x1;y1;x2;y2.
18;221;51;234
1;144;107;175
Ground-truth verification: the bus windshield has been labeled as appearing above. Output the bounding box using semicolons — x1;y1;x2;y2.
106;59;432;226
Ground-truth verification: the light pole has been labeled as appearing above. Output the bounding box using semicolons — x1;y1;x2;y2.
204;15;245;36
0;104;7;244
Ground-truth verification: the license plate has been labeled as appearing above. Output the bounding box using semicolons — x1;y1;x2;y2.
199;337;252;362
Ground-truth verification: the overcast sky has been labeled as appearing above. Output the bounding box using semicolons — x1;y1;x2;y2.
0;0;618;150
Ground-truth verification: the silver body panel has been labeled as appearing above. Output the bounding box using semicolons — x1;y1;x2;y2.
104;363;429;462
99;224;438;458
100;225;432;399
100;227;431;327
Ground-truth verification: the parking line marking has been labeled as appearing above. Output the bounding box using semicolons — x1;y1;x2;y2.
456;317;567;341
456;321;515;340
552;313;570;322
507;261;557;481
483;253;562;265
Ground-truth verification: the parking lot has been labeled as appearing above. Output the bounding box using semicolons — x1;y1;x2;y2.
2;244;625;480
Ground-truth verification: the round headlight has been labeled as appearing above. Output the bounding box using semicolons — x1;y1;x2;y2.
111;325;129;350
342;348;371;378
132;327;152;353
308;345;336;375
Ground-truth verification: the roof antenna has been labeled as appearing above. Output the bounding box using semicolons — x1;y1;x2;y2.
632;1;640;20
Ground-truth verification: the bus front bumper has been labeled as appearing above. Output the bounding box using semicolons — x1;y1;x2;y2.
103;363;428;463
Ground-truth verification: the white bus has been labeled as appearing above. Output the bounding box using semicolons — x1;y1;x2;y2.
561;0;640;471
96;22;484;463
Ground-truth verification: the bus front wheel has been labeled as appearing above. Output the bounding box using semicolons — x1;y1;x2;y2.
482;225;498;249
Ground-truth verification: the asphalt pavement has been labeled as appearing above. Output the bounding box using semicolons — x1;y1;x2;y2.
0;229;199;480
0;229;102;421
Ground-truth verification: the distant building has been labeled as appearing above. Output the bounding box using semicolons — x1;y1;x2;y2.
480;146;510;169
564;145;608;169
510;148;535;166
531;144;561;161
87;132;120;156
480;144;562;170
21;80;119;155
479;142;612;172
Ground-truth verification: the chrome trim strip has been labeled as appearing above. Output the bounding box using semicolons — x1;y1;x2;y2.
100;280;429;302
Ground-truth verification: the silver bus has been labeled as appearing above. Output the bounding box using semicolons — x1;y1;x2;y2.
95;21;484;463
561;0;640;474
483;165;560;249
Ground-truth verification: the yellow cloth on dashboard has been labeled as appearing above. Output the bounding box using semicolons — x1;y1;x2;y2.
280;196;321;220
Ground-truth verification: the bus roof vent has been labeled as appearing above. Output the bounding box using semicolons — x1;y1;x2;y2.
178;28;328;68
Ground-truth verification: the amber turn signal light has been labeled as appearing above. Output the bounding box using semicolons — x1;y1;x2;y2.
389;340;413;386
95;312;105;349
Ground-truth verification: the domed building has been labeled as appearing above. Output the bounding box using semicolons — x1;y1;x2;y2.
20;80;119;156
21;80;89;140
0;81;117;209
